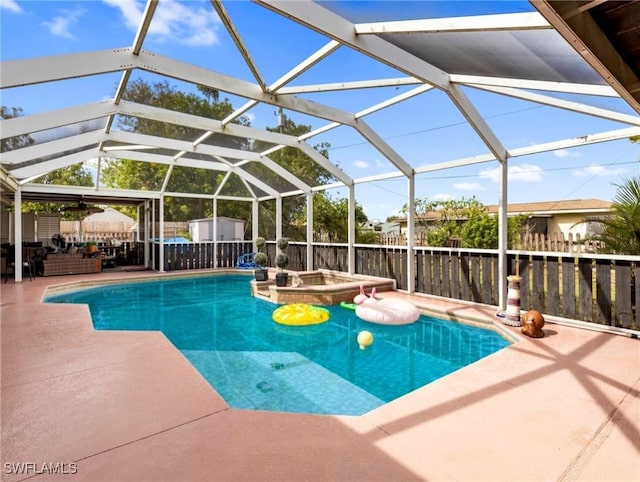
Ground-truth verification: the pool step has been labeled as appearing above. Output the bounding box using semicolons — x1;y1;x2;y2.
254;289;272;302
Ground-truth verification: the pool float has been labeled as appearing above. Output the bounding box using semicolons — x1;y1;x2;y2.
340;301;357;311
272;303;330;326
354;287;420;325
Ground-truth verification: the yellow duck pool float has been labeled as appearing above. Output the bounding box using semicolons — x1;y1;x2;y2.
272;303;330;326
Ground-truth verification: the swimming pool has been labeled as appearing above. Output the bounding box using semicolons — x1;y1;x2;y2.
45;274;511;415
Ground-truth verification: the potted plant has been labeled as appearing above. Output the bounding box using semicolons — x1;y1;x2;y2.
254;237;268;281
253;252;269;281
275;237;290;287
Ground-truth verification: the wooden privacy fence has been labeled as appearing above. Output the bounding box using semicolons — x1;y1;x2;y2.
151;240;638;332
510;253;638;329
154;241;253;271
518;232;605;253
378;231;607;253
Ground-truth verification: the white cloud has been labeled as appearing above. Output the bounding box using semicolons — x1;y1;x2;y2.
478;163;543;183
453;182;484;191
104;0;220;46
42;7;86;39
353;160;369;169
102;0;142;30
0;0;22;13
432;193;453;201
553;149;581;158
572;163;627;177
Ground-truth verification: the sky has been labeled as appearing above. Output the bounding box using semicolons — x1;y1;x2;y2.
1;0;639;222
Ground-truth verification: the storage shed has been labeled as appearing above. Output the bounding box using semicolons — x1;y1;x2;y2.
188;217;245;242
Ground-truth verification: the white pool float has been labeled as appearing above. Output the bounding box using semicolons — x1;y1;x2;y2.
354;287;420;325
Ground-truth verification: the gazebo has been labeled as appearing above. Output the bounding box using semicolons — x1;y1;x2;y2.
2;0;639;316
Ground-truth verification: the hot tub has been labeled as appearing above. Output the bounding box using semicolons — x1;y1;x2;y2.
251;269;396;305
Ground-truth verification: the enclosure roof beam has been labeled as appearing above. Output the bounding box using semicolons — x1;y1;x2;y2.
0;167;19;191
211;0;267;92
230;167;280;198
255;0;451;91
257;156;312;194
0;101;116;139
257;0;507;167
213;171;233;197
0;130;105;166
115;101;328;157
354;12;550;34
508;126;640;157
354;119;413;177
106;131;320;194
268;40;341;94
451;74;619;97
10;149;99;181
467;84;640;126
161;189;254;203
107;131;262;162
238;176;259;200
21;183;161;200
278;76;422;95
355;84;433;118
296;142;352;185
216;195;255;202
412;126;640;174
220;100;258;127
1;49;358;127
104;150;228;172
120;151;226;175
447;83;507;163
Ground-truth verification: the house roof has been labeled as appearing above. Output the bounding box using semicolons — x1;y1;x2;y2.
83;206;136;225
390;198;613;222
486;198;612;215
189;216;246;224
1;1;639;212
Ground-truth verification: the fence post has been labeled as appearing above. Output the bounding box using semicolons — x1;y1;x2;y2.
505;275;522;326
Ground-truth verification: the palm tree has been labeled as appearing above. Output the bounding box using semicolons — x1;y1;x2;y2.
595;176;640;254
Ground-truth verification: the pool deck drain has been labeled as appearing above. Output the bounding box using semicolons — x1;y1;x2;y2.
2;269;639;482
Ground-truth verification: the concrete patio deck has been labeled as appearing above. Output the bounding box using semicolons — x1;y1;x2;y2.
1;270;638;481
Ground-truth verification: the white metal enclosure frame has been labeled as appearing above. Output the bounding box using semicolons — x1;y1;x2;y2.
1;0;639;307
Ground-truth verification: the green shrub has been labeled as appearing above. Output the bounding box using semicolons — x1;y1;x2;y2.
275;253;289;270
254;252;268;267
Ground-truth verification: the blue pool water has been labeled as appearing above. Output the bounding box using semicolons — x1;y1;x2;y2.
45;274;510;415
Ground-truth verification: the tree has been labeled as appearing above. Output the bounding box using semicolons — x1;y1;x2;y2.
309;193;373;243
101;79;368;238
22;165;96;217
101;79;251;222
592;176;640;254
401;197;526;248
252;114;336;240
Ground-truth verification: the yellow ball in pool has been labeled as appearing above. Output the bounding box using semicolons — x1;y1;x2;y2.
357;330;374;350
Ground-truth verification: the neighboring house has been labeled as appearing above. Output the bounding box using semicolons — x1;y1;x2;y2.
390;199;613;240
360;220;401;235
188;217;246;242
61;207;136;243
487;199;612;239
